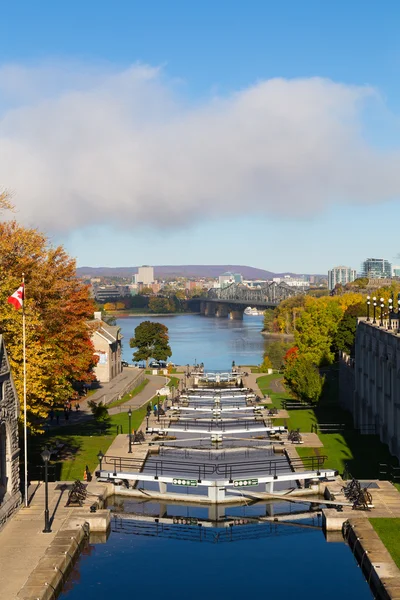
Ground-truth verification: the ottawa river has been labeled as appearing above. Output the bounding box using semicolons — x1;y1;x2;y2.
117;313;273;369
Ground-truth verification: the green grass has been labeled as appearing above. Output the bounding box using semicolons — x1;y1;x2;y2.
107;378;149;408
257;371;399;479
168;376;180;388
29;405;147;481
370;519;400;569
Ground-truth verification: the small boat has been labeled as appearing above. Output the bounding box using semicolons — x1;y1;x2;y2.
244;307;262;316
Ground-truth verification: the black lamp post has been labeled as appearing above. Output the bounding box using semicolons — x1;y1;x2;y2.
97;450;104;472
380;298;384;327
388;297;393;330
41;448;51;533
366;296;370;321
373;297;377;324
157;392;160;423
128;408;132;453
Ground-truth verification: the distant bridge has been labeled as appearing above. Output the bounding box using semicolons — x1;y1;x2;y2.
197;282;304;320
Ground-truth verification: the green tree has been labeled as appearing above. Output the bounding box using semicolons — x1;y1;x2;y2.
333;301;365;356
333;314;357;355
284;355;325;403
130;321;172;366
294;297;344;366
141;286;154;295
148;296;174;313
262;309;276;332
265;340;292;369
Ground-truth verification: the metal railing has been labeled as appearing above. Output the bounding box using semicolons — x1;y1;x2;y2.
103;370;145;406
149;418;273;432
111;515;317;543
101;453;327;481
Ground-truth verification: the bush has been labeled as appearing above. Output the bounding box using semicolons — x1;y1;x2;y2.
87;400;111;430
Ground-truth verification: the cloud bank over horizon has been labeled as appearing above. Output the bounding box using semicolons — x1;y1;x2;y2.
1;61;399;234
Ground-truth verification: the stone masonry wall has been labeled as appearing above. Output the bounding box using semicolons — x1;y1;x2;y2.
0;335;21;530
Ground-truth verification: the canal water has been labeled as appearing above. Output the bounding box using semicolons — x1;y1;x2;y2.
59;500;372;599
117;314;290;370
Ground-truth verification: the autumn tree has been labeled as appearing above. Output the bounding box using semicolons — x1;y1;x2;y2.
130;321;172;366
0;219;97;430
148;296;175;313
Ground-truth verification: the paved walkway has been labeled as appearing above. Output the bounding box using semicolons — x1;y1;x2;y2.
108;375;166;414
79;367;144;409
0;484;76;599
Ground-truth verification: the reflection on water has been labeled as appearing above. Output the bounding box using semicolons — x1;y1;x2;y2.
117;314;291;370
59;497;372;600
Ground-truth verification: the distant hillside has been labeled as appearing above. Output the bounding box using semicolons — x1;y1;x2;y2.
77;264;321;279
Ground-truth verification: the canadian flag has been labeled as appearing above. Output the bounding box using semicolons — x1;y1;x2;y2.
7;284;24;310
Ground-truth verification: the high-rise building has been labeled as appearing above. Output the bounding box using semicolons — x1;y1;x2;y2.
361;258;392;279
328;266;357;290
137;265;155;285
392;265;400;277
219;272;243;288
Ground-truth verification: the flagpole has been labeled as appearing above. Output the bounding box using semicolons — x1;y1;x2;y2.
22;273;28;508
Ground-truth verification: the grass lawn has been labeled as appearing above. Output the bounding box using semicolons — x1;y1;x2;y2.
370;519;400;569
168;376;180;388
257;371;399;479
29;404;147;481
107;378;149;408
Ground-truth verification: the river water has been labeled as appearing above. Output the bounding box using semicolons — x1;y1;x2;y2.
59;502;371;600
117;314;288;370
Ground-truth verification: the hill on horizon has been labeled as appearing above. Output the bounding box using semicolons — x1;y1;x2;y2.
76;264;322;279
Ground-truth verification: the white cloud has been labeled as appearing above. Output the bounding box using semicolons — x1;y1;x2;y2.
0;62;399;233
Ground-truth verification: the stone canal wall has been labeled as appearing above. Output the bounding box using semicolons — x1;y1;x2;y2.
343;519;400;600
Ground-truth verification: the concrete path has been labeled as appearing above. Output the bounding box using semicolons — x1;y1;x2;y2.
0;484;76;599
79;367;143;409
108;375;166;414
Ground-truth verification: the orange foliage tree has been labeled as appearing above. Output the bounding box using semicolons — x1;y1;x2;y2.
0;219;97;430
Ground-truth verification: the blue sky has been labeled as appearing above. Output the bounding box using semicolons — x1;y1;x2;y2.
2;1;400;274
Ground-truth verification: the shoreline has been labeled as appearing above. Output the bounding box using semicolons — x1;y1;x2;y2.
113;312;200;318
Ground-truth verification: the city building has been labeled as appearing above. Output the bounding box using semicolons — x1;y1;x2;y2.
327;266;357;290
243;279;268;288
393;265;400;277
361;258;392;279
0;335;21;530
92;284;131;302
137;266;155;285
89;312;122;383
272;275;310;288
219;272;243;288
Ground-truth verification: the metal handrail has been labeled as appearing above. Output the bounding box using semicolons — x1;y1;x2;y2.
102;453;328;480
150;419;273;431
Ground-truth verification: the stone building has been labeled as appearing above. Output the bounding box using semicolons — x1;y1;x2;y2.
353;319;400;461
0;335;21;530
89;312;122;383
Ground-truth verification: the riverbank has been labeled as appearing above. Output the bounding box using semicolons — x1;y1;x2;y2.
110;311;200;317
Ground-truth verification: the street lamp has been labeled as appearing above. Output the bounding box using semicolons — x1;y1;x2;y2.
157;392;161;423
380;298;384;327
366;296;370;321
41;447;51;533
373;297;377;324
128;408;132;453
388;297;393;330
97;450;104;472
